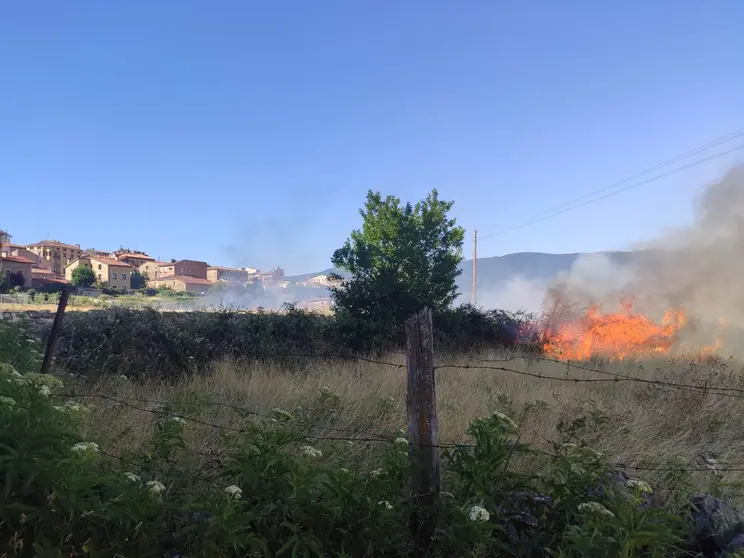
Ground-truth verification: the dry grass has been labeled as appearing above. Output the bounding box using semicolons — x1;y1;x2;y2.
72;349;744;492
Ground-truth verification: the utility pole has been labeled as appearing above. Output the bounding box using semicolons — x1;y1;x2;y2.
472;229;477;306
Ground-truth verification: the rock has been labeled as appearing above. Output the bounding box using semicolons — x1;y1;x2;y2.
724;533;744;556
691;494;744;557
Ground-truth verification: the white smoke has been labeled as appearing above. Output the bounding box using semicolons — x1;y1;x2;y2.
544;165;744;355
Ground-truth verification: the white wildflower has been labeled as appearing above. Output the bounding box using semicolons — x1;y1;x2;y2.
38;385;51;397
0;363;21;379
492;411;518;431
271;408;294;421
340;467;351;474
123;472;141;483
578;502;615;518
167;416;186;426
300;445;323;459
625;478;653;493
146;480;166;494
71;442;100;454
378;500;393;510
56;401;88;414
468;505;490;522
369;469;382;477
224;485;242;499
393;437;408;448
0;396;16;407
22;373;63;389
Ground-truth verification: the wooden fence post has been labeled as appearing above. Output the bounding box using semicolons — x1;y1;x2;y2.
40;285;72;375
405;307;440;557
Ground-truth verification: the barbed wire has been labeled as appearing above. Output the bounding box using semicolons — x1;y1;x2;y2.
465;356;744;398
54;391;744;475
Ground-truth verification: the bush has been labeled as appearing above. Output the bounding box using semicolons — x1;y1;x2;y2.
0;270;25;293
52;306;532;379
71;265;96;287
0;361;690;557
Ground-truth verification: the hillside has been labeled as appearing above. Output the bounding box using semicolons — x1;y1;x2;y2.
288;250;648;290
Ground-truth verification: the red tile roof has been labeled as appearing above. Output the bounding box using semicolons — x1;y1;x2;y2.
28;240;81;250
0;255;35;264
151;275;214;285
89;257;133;268
116;253;155;261
32;267;58;275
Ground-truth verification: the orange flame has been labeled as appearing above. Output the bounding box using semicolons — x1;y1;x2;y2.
543;300;689;360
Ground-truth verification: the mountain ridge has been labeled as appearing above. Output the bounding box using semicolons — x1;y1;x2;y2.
286;250;644;288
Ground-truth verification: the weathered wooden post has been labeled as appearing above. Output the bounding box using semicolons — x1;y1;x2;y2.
405;307;440;557
40;285;72;375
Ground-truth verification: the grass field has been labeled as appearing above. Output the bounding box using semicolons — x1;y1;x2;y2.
5;313;744;555
76;349;744;498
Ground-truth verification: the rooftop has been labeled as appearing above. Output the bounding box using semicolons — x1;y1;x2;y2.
28;240;81;250
31;267;58;275
0;255;35;264
89;257;133;268
116;253;155;261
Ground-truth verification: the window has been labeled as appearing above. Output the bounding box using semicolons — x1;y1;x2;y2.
112;272;117;279
98;264;102;270
98;273;102;280
121;273;127;280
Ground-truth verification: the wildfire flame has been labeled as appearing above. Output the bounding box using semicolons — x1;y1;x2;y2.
542;300;692;360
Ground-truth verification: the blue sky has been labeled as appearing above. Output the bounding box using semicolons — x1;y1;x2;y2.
1;1;743;274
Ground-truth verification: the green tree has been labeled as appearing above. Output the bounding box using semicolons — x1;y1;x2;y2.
0;270;25;294
330;189;465;343
130;270;147;290
70;266;96;287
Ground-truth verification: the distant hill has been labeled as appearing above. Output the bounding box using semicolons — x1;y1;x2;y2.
287;251;649;291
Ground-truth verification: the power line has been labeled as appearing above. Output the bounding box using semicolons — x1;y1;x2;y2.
479;131;744;240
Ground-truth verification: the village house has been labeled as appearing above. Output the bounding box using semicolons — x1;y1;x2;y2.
27;240;83;275
206;266;253;283
0;244;53;271
295;297;333;314
65;256;133;289
114;249;155;268
83;248;113;258
148;275;213;293
31;268;69;289
0;254;34;288
157;259;208;279
301;274;339;288
138;260;166;279
0;229;11;244
258;267;285;284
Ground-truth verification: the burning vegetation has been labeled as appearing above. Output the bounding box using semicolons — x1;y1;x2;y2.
541;299;723;361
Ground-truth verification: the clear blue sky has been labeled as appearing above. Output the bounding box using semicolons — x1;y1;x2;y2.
2;1;743;274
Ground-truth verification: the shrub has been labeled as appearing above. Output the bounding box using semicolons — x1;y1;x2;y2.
71;265;96;287
52;306;532;379
0;362;690;556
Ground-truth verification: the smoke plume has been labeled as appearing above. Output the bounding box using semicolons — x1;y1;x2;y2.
544;165;744;354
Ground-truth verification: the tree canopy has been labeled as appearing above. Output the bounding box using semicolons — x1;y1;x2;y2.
70;266;96;287
330;189;464;342
0;270;25;294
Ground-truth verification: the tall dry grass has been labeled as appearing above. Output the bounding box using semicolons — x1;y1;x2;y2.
73;349;744;493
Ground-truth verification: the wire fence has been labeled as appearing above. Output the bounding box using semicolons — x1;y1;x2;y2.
52;344;744;476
